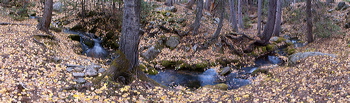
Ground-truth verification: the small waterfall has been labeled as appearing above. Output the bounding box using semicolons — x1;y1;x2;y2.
86;39;108;58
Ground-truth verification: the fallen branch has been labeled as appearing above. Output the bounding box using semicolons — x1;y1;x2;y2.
0;22;31;26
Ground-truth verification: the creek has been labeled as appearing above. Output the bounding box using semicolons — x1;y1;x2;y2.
149;38;305;90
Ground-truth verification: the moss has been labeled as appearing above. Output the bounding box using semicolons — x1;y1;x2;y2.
261;46;267;52
287;48;296;55
266;44;275;51
68;34;80;41
251;68;269;76
175;63;191;70
139;64;147;72
192;62;208;71
161;60;183;68
146;67;159;75
203;83;228;90
275;37;286;43
71;24;86;31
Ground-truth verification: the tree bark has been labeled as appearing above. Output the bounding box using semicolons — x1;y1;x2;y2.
257;0;262;36
211;0;225;40
229;0;238;32
256;0;277;45
306;0;313;43
37;0;53;33
205;0;212;10
120;0;141;71
273;0;282;36
191;0;203;35
165;0;173;6
237;0;244;29
185;0;196;9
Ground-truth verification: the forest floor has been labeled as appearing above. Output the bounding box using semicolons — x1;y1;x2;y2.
0;0;350;102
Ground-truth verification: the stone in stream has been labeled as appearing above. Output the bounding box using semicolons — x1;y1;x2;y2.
219;67;232;76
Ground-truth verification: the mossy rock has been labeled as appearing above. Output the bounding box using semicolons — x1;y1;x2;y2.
71;24;86;31
49;27;62;32
203;83;228;90
275;37;286;43
161;60;184;68
266;44;275;51
146;67;159;75
175;63;191;70
190;62;208;72
215;58;239;66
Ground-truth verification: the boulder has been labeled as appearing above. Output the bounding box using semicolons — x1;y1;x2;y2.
53;2;63;12
336;2;346;10
165;36;180;49
289;52;336;64
141;46;161;61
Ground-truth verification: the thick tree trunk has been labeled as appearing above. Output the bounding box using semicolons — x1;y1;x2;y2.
185;0;196;9
120;0;141;71
273;0;282;36
211;0;225;40
237;0;244;29
256;0;277;45
257;0;262;36
37;0;53;33
306;0;313;43
229;0;238;32
191;0;203;35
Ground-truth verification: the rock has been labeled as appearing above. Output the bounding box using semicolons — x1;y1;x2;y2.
73;78;86;84
66;64;82;67
289;52;336;64
66;67;74;72
269;37;279;42
53;2;63;12
74;66;85;72
192;44;198;51
203;83;229;90
165;12;171;16
72;72;85;77
141;46;161;61
85;65;98;77
98;68;106;73
219;67;232;76
155;6;177;12
165;36;180;49
166;6;177;12
336;2;346;10
283;35;291;40
328;9;334;13
213;18;220;24
204;12;212;16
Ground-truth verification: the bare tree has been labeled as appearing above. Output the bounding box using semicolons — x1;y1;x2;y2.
237;0;244;29
211;0;225;40
229;0;238;32
256;0;277;45
37;0;53;33
205;0;213;10
191;0;203;35
273;0;282;36
306;0;313;43
257;0;262;36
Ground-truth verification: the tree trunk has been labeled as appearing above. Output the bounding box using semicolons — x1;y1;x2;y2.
237;0;244;29
185;0;196;9
205;0;212;10
211;0;225;40
273;0;282;36
229;0;238;32
257;0;262;36
165;0;173;6
191;0;203;35
120;0;141;71
306;0;313;43
37;0;53;33
256;0;277;45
